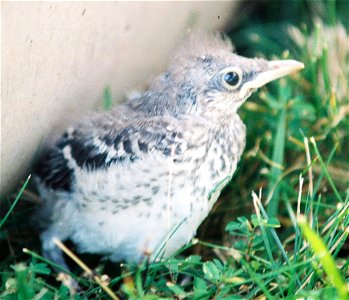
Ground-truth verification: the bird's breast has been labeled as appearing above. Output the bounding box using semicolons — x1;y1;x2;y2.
183;115;246;212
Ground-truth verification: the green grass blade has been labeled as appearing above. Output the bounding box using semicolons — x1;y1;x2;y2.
267;83;289;217
327;0;337;26
22;248;84;284
310;138;343;202
240;258;273;299
297;215;349;300
0;175;31;229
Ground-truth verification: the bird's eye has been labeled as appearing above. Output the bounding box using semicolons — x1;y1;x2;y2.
220;67;243;90
224;72;239;85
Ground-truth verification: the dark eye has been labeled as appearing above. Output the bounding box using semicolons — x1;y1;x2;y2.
220;67;243;90
224;72;240;86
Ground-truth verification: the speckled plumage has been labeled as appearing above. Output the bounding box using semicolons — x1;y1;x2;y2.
35;34;303;267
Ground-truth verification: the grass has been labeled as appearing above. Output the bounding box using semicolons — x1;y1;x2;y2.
1;1;348;299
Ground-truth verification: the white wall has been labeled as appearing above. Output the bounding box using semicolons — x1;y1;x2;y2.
1;1;238;196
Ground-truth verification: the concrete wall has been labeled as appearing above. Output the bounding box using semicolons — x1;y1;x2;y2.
1;1;238;197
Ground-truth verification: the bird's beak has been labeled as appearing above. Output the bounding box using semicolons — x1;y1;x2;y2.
239;60;304;98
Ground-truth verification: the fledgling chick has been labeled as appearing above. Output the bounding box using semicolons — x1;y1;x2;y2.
35;34;303;270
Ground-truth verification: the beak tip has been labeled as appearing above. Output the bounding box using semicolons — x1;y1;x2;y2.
269;59;305;72
296;61;305;70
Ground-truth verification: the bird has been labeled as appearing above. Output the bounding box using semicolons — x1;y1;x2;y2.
35;33;304;270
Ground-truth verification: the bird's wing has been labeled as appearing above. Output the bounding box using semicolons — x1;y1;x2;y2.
35;115;186;193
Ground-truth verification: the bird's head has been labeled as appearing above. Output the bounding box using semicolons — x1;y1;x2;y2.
131;34;304;118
